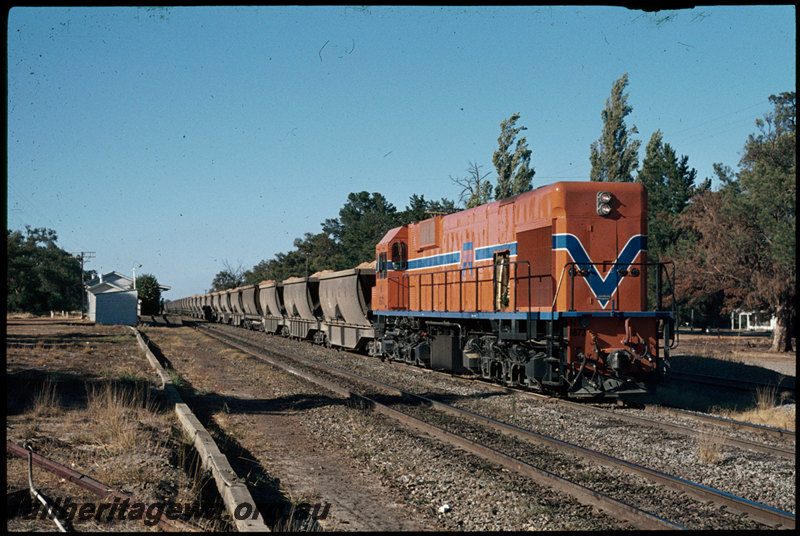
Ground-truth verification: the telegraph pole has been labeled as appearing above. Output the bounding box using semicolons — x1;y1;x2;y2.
70;251;95;319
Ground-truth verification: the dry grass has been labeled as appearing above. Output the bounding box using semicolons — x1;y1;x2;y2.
7;311;39;319
32;378;62;418
718;386;796;431
85;381;164;454
6;319;239;531
697;429;725;464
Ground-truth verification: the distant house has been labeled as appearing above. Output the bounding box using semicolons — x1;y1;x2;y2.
730;309;777;331
86;272;138;325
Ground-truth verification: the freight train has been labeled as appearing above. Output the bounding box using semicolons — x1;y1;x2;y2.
166;181;676;398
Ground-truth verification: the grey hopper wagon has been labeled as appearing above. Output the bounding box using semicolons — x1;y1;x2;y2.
318;267;376;350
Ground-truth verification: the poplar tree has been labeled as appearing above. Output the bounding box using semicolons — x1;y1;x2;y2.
590;73;641;182
493;113;535;200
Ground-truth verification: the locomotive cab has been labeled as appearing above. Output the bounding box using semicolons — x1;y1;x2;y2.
373;226;409;311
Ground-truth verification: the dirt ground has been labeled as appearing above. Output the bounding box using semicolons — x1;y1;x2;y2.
672;330;796;377
138;321;433;531
640;329;796;422
5;317;229;532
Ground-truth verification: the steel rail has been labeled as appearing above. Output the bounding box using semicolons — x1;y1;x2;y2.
469;377;796;459
23;442;67;532
651;405;796;441
197;324;683;530
566;402;795;461
202;324;795;529
7;440;202;532
387;358;796;458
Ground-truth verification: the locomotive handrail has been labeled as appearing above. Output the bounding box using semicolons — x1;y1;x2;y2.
561;260;676;315
386;260;540;314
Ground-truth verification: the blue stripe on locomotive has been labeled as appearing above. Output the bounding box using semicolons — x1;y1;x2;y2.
405;241;518;271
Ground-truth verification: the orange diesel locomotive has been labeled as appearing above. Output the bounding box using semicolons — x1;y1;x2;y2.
372;181;675;397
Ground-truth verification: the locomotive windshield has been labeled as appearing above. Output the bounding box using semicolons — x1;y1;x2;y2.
391;241;407;270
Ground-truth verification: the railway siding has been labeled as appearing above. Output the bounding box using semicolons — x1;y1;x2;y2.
138;323;433;531
131;327;269;532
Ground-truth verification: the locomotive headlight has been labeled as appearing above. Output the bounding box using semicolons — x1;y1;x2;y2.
597;191;613;216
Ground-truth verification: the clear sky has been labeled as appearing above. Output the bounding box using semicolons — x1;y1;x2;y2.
7;6;796;300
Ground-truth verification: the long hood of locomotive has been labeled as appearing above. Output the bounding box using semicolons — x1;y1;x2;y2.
373;181;651;316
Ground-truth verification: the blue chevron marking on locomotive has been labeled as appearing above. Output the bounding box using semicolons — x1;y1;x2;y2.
552;234;647;309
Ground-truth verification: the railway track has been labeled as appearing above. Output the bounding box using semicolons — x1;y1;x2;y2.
646;405;795;442
370;353;796;459
194;322;795;530
465;379;795;460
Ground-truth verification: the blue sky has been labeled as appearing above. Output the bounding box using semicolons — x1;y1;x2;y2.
7;6;796;300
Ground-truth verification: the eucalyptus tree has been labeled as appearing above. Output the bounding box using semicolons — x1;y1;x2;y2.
678;92;796;351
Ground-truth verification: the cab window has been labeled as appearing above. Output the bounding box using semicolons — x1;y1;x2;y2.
391;241;407;271
377;252;388;279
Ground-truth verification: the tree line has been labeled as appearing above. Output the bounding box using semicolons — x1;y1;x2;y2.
7;227;85;314
7;75;793;351
587;76;794;352
211;77;794;352
7;226;163;316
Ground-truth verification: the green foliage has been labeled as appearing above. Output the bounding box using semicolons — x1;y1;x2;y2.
211;260;245;291
493;113;535;200
636;130;708;317
590;73;641;182
135;274;162;315
322;191;400;267
242;259;271;286
239;191;457;286
7;226;83;314
399;194;458;223
637;130;708;259
738;91;796;273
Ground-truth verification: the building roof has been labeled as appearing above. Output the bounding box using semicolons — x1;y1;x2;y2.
87;271;170;294
87;272;132;294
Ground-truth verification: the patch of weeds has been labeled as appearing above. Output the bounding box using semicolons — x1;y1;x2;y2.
168;370;187;389
697;429;725;464
32;378;62;417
